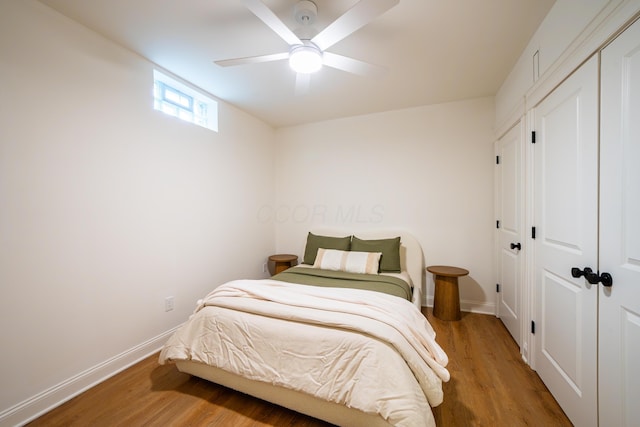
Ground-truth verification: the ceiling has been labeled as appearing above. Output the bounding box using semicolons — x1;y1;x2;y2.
38;0;556;128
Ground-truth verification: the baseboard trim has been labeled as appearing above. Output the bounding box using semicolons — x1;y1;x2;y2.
425;296;496;316
461;299;496;315
0;326;179;427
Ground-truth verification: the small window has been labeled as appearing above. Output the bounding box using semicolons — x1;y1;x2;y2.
153;70;218;132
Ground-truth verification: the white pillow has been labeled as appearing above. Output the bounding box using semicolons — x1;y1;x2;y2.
313;248;382;274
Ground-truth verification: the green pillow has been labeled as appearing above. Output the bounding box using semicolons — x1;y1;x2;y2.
303;232;351;265
351;236;401;272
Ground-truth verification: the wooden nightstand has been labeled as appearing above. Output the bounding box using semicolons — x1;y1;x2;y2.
427;265;469;321
269;254;298;275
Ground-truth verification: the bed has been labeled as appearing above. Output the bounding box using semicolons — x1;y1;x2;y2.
159;230;449;427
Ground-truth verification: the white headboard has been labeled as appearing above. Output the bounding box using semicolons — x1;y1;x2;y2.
308;228;425;306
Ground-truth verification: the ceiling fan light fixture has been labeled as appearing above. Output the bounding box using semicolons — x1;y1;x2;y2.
289;44;323;74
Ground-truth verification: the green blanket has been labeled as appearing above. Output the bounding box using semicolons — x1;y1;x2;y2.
272;267;412;301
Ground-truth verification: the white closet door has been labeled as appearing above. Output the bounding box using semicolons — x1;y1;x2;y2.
495;121;523;346
532;55;599;427
599;17;640;427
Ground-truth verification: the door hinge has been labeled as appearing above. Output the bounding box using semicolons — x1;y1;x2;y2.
496;220;500;229
496;155;500;164
531;131;536;144
496;283;500;293
532;226;536;239
531;321;536;334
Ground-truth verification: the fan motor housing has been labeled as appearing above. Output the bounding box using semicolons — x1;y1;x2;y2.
294;1;317;25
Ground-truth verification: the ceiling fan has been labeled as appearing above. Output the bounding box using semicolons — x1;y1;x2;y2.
215;0;399;93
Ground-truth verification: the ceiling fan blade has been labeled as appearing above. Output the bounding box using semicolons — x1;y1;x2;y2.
322;52;385;77
295;72;311;95
215;52;289;67
242;0;302;46
311;0;399;51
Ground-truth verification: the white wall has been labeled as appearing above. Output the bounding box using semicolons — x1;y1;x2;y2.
495;0;610;131
495;0;640;132
273;97;496;312
0;1;275;423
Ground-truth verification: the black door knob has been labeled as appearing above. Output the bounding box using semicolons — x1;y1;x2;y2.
571;267;593;278
510;242;521;250
585;270;601;284
571;267;613;287
599;272;613;287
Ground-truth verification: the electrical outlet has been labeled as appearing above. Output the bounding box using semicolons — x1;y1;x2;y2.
263;262;268;273
164;296;174;312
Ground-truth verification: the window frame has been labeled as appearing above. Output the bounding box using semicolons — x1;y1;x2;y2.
153;69;218;132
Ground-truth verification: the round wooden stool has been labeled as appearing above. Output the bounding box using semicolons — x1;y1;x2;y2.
427;265;469;321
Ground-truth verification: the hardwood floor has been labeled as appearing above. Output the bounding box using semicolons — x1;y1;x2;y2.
28;309;571;427
426;309;571;426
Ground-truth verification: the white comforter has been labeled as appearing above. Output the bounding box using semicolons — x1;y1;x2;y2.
159;279;450;427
